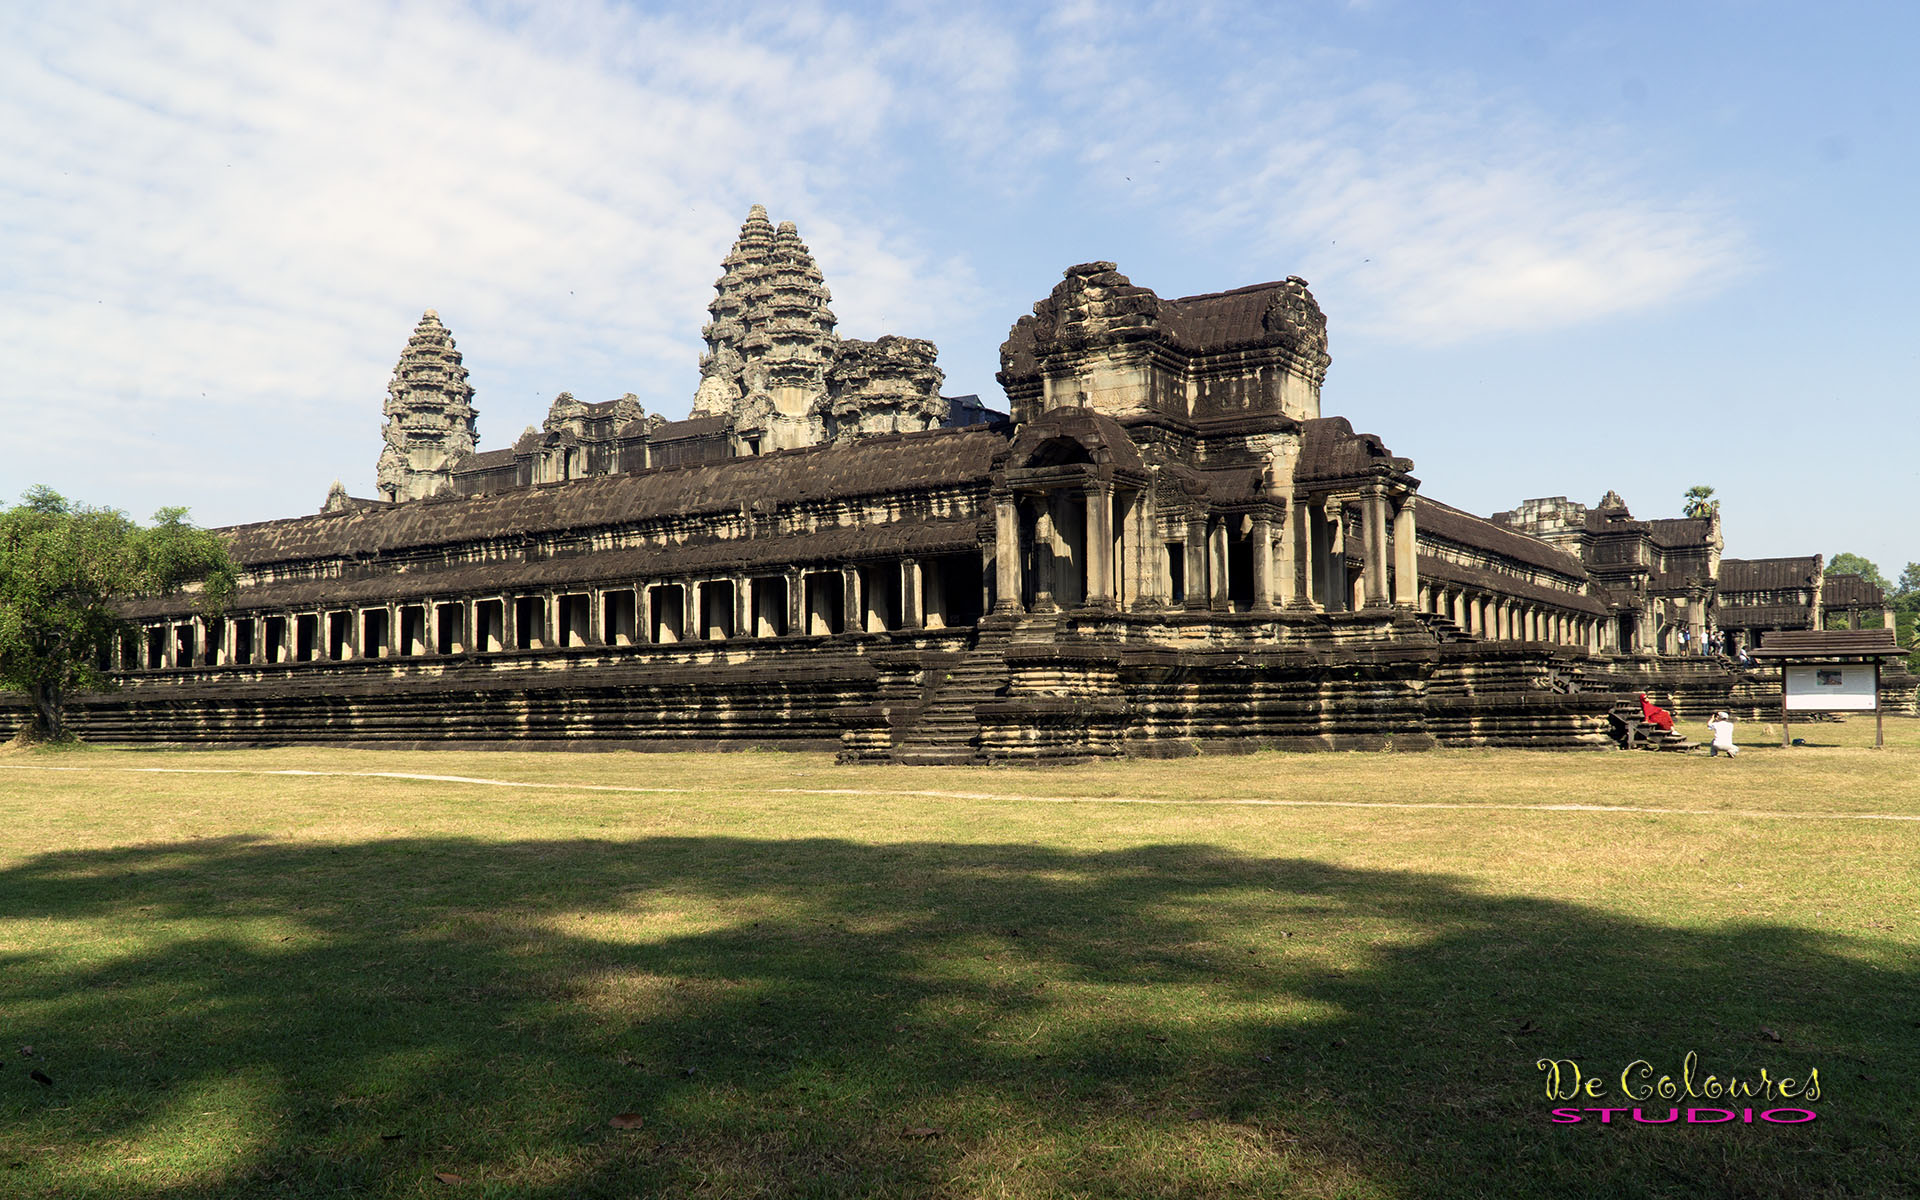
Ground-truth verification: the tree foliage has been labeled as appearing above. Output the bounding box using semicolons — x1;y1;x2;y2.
1681;485;1718;519
0;487;236;741
1825;551;1890;595
1895;562;1920;612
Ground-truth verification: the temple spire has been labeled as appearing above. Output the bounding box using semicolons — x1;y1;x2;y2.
377;310;477;502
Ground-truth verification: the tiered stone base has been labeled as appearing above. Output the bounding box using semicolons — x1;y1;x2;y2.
9;613;1670;759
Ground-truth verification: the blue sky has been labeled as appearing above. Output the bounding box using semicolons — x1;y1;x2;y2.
4;1;1915;573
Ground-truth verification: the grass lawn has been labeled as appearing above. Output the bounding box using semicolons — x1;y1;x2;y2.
1;717;1915;1198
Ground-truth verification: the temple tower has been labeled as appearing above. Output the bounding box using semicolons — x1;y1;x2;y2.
693;207;838;449
692;205;948;449
377;309;477;502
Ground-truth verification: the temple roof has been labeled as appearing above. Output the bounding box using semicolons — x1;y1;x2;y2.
222;426;1003;567
999;268;1330;381
1295;417;1414;484
1822;572;1886;606
1719;556;1821;592
1645;517;1713;546
126;517;982;618
1415;498;1591;582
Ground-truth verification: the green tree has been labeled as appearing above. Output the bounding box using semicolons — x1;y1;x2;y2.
1826;552;1891;595
1895;562;1920;613
1681;485;1718;518
0;487;235;742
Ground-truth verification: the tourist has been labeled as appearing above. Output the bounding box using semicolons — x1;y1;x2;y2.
1707;710;1740;758
1638;693;1675;732
1678;628;1691;654
1736;646;1754;669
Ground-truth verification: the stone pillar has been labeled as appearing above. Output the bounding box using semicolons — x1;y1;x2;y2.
733;577;751;639
191;616;206;667
637;586;653;645
587;590;604;646
1362;486;1390;608
842;568;861;633
682;583;699;642
1085;482;1113;607
786;570;804;634
1391;494;1418;608
1320;498;1346;612
902;559;923;630
1289;497;1315;609
1185;515;1209;612
1208;519;1230;612
1251;513;1274;612
993;493;1021;613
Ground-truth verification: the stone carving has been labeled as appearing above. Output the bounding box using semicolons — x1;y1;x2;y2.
693;206;946;450
1261;276;1332;371
828;336;947;438
377;310;476;502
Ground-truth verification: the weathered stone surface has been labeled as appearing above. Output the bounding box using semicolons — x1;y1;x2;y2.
43;214;1875;763
378;310;476;502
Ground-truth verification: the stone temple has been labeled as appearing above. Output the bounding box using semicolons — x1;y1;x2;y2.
31;207;1911;759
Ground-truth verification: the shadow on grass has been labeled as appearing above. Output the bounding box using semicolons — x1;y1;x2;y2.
1;835;1914;1198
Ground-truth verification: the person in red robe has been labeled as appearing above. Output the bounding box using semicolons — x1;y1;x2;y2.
1638;693;1674;732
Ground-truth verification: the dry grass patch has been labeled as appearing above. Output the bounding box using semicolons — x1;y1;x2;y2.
1;723;1916;1197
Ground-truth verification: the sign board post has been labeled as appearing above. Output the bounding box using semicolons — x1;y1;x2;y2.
1779;657;1888;748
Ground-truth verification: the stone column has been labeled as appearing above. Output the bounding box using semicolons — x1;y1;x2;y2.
1185;515;1209;611
786;570;804;634
733;577;751;639
993;493;1021;613
1688;599;1707;653
842;568;861;634
1251;512;1275;612
1085;482;1114;607
1321;498;1346;612
637;586;654;645
588;590;604;646
1391;494;1418;608
902;559;923;630
1209;519;1231;612
682;582;699;642
1289;497;1315;609
1362;486;1390;608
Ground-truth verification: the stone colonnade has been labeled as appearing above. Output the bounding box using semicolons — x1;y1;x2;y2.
117;556;969;671
1412;581;1603;650
990;479;1425;616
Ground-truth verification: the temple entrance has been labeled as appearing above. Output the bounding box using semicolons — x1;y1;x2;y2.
802;573;844;635
1018;490;1085;609
699;581;735;639
751;577;788;637
602;592;635;646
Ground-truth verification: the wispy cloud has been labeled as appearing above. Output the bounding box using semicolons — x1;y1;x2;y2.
0;0;1750;523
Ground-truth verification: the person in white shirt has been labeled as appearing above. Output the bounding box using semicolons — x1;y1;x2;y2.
1707;710;1739;758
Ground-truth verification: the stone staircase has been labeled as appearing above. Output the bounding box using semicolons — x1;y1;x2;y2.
1607;701;1694;751
1414;612;1476;643
890;625;1013;764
